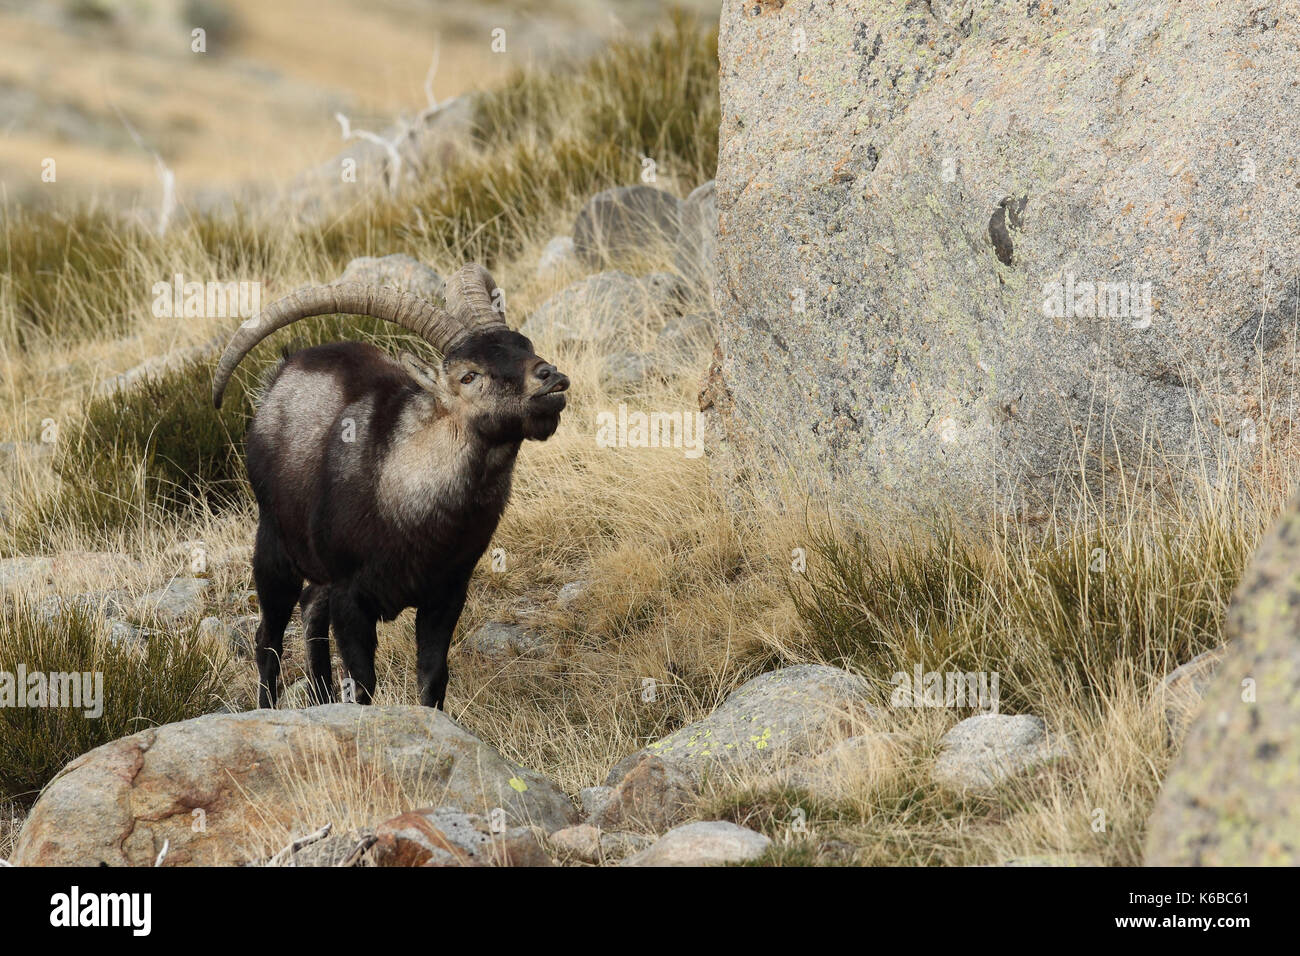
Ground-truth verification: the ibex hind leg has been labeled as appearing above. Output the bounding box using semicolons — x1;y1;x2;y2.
300;583;334;705
330;589;378;704
252;518;303;709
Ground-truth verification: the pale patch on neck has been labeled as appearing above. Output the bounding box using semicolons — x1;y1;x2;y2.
377;394;476;529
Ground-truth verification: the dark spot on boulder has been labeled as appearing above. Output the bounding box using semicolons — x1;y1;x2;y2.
988;195;1029;266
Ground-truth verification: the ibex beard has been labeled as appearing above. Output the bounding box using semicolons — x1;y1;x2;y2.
211;264;568;709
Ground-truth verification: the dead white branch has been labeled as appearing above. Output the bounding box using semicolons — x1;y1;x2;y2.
268;822;333;866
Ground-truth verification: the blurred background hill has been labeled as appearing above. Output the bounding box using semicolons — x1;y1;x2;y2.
0;0;717;207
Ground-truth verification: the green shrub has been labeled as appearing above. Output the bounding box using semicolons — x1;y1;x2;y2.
9;358;254;551
0;602;229;804
0;207;148;347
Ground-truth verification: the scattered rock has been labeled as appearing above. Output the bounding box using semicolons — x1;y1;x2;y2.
134;577;210;625
536;236;577;281
549;824;602;863
655;311;716;357
96;337;224;396
590;754;695;834
106;620;149;650
606;664;877;787
1156;647;1225;743
600;830;654;860
275;828;377;867
198;614;259;658
371;807;550;867
775;732;906;800
462;621;545;660
35;590;127;625
337;253;444;302
600;351;657;389
12;704;576;865
932;715;1071;791
578;785;612;819
622;821;770;867
674;179;717;298
519;271;681;347
556;581;588;608
1145;492;1300;865
573;185;683;269
0;552;133;595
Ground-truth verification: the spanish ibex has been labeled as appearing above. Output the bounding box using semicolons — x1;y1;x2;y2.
212;263;569;709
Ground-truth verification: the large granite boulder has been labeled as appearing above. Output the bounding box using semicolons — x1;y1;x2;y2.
13;705;576;866
1144;493;1300;865
706;1;1300;518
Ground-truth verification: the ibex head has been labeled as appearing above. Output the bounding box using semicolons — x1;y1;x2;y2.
212;262;569;443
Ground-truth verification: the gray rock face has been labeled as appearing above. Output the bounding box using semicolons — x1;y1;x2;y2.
622;821;771;867
1145;493;1300;865
606;664;877;786
12;705;576;866
573;185;683;269
520;271;682;347
709;1;1300;518
932;715;1071;790
337;253;444;302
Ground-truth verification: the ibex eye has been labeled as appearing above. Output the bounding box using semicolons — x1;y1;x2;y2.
460;372;477;385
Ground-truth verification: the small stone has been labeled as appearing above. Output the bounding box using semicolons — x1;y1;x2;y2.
600;351;657;389
536;236;577;281
573;185;683;269
622;821;771;867
135;577;210;626
337;254;444;302
1156;648;1224;743
557;581;588;608
932;714;1071;791
578;785;612;819
549;824;602;863
371;807;551;867
463;621;544;661
599;831;653;859
591;754;695;834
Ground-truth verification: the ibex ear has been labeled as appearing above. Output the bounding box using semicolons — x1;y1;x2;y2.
399;351;446;397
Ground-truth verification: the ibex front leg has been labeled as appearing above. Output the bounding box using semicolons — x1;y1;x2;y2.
416;577;469;709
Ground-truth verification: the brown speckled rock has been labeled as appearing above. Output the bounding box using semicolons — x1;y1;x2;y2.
709;0;1300;518
1144;496;1300;864
13;705;575;866
371;807;550;867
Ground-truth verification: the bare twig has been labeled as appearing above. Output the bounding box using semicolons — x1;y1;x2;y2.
109;102;177;236
153;839;170;867
337;834;378;868
268;822;333;866
334;42;449;195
